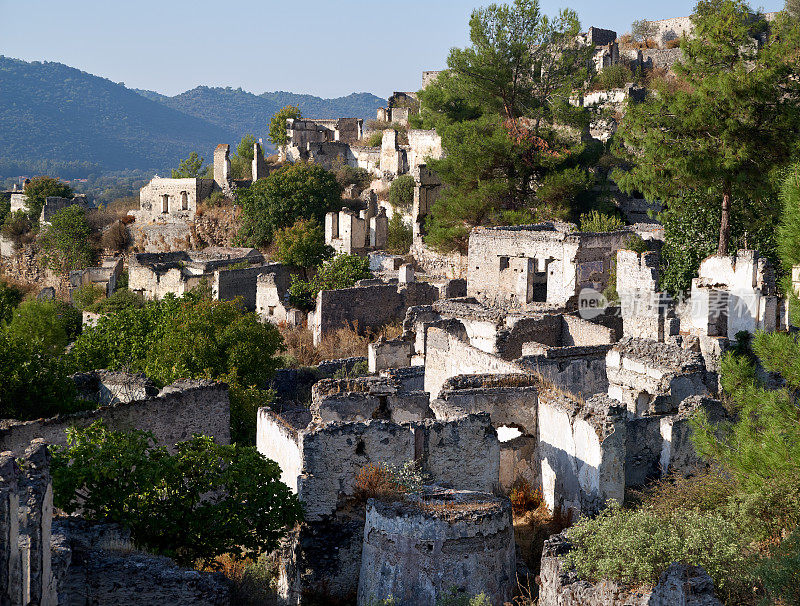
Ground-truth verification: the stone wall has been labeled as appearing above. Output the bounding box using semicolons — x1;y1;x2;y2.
616;250;679;342
51;520;231;605
0;380;230;456
410;238;467;279
312;280;438;346
213;262;286;311
641;47;684;70
134;177;214;225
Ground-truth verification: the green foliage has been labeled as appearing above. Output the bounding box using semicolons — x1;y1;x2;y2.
22;176;73;221
565;501;750;600
50;422;303;566
386;213;412;255
288;254;372;311
38;205;93;273
0;193;9;225
69;295;285;443
538;167;594;211
229;134;257;180
268;105;302;148
171;152;209;178
7;299;81;357
237;134;257;162
87;288;144;314
274;218;333;272
755;528;800;605
0;330;83;420
614;0;800;254
0;279;23;325
591;63;634;90
579;210;624;232
367;131;384;147
238;162;341;247
72;283;105;311
778;164;800;268
418;1;593;252
388;175;415;212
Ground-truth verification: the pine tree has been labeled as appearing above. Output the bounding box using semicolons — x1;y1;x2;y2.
614;0;800;255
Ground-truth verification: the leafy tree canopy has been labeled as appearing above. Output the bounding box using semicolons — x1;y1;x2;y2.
38;205;93;273
51;422;303;566
413;0;598;252
23;176;73;221
238;162;341;247
7;299;81;357
171;152;209;178
614;0;800;255
268;105;302;148
0;279;23;325
274;218;333;274
388;175;415;212
69;293;284;443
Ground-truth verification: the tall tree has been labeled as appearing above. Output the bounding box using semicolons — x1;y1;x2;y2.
268;105;302;149
614;0;800;255
171;152;207;178
22;176;72;221
414;0;595;252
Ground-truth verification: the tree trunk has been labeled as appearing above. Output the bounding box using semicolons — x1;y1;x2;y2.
717;189;731;255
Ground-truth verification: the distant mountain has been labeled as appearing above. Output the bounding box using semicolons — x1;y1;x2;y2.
0;57;235;175
147;86;386;146
0;56;386;178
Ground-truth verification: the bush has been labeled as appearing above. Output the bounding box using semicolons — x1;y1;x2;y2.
20;176;72;221
564;502;751;601
388;175;415;212
0;330;83;420
69;295;285;444
537;167;593;211
385;213;412;254
72;283;105;311
101;221;131;252
273;218;333;275
334;162;372;191
1;210;33;246
87;288;144;314
38;205;93;273
579;210;625;232
268;105;302;149
0;278;23;324
665;38;681;49
288;254;372;311
592;64;634;91
367;131;384;147
238;162;341;247
51;422;304;566
7;299;81;356
756;528;800;605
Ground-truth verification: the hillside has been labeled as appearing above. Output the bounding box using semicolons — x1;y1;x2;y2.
0;56;236;176
146;86;386;145
0;56;386;178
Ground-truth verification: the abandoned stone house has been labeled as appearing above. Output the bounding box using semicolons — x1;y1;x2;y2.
129;246;265;305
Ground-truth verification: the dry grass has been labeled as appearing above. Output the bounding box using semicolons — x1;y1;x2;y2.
278;322;401;367
512;486;573;579
354;463;406;503
201;553;278;606
509;479;542;515
665;38;681;49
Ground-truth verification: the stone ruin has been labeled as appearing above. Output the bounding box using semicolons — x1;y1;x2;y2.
325;205;389;255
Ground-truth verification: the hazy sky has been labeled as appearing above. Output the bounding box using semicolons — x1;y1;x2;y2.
0;0;785;99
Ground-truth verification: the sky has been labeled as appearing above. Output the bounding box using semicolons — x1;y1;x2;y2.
0;0;786;99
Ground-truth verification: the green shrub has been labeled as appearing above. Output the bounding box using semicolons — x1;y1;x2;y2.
38;205;93;273
20;176;72;222
88;288;144;314
288;254;372;311
274;218;333;275
388;175;415;212
591;64;634;91
0;279;23;324
51;422;303;567
72;283;105;311
435;590;492;606
386;213;412;255
334;163;372;191
1;210;33;246
367;131;384;147
755;529;800;605
7;299;81;356
537;168;593;211
579;210;625;232
564;502;751;601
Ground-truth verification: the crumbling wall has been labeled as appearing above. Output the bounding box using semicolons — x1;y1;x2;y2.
0;380;230;456
213;262;284;311
51;520;231;606
312;281;438;346
537;393;626;516
606;338;709;416
616;250;678;342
